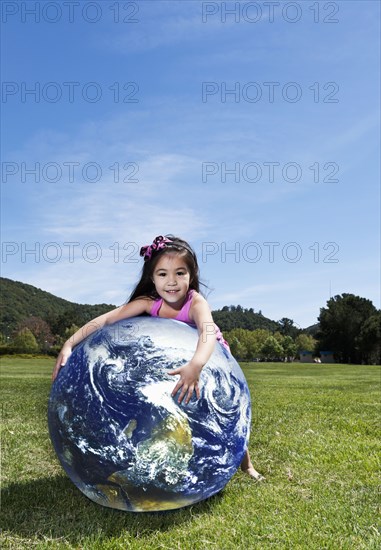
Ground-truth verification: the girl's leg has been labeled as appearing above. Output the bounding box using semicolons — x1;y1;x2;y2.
240;449;265;481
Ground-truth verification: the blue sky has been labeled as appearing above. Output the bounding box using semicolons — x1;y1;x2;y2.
1;0;380;328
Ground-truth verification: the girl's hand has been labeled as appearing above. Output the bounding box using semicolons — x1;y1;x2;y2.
52;343;72;382
168;361;203;405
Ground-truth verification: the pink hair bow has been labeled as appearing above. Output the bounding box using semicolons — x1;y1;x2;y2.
140;235;173;261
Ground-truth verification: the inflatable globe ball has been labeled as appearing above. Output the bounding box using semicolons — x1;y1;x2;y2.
48;317;251;512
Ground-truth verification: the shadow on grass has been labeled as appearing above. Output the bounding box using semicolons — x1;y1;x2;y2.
1;474;224;544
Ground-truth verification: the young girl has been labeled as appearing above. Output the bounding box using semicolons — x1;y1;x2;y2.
53;235;264;481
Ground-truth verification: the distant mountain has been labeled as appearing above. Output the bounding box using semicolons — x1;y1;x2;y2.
211;305;280;333
0;277;315;337
0;277;115;336
304;323;320;336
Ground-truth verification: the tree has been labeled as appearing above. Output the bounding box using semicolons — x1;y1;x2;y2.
261;336;284;361
282;335;298;362
0;332;10;354
295;333;317;353
252;329;272;358
229;336;248;361
317;294;378;363
225;328;256;360
12;328;39;353
277;317;300;338
17;316;54;352
356;312;381;365
225;328;274;360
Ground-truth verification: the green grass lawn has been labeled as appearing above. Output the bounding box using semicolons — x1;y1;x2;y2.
1;356;380;549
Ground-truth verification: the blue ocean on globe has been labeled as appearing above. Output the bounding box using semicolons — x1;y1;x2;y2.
48;316;251;512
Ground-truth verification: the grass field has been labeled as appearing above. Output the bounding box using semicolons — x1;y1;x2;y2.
1;356;380;549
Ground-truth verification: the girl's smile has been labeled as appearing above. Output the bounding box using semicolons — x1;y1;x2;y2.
152;254;191;308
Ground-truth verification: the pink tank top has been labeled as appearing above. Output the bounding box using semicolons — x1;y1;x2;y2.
150;290;230;351
150;290;196;325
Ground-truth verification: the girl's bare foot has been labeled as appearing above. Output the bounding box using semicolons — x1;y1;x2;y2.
241;465;265;481
240;450;265;480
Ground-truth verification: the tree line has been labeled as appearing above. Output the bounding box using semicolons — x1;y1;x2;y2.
224;328;316;362
223;294;380;364
0;276;379;364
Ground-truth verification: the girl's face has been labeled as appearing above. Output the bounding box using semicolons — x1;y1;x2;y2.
152;253;191;306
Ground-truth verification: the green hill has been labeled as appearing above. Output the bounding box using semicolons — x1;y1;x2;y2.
211;305;280;333
0;277;311;338
0;277;115;337
305;323;320;336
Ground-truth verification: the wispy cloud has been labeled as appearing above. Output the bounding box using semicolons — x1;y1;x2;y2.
99;1;231;54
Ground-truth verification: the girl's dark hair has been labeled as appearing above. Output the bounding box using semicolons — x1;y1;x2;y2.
128;235;202;302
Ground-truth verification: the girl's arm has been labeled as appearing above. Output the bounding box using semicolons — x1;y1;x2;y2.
168;294;217;404
52;298;151;381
